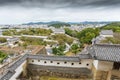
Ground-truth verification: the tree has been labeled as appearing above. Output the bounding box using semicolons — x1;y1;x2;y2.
77;28;99;44
64;28;77;37
100;22;120;32
50;34;73;45
71;44;79;54
49;23;70;28
0;51;8;63
52;45;66;56
0;38;7;43
52;47;58;55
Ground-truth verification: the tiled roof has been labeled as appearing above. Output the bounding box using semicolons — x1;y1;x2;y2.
78;54;92;59
100;30;113;35
28;55;80;62
88;44;120;62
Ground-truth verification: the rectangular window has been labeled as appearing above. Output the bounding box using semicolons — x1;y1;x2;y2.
113;62;120;70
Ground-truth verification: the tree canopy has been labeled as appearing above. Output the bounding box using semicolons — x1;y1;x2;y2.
50;34;73;45
0;51;8;63
20;37;46;47
71;44;80;54
0;38;7;43
52;45;66;56
101;22;120;32
48;23;70;28
64;28;77;37
77;28;100;44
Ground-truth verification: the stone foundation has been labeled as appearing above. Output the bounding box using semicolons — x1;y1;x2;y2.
26;64;93;80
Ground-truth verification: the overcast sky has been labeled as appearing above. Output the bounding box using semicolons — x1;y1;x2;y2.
0;0;120;24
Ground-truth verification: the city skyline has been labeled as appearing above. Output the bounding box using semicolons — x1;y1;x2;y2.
0;0;120;24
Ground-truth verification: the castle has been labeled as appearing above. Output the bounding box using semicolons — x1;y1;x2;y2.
0;44;120;80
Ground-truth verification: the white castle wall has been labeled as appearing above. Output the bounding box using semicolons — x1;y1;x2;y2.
28;59;93;69
93;60;113;71
100;35;113;38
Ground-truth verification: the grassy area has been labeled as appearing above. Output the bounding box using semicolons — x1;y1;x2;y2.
49;34;73;45
65;51;75;56
2;28;52;36
40;76;81;80
20;37;46;48
0;51;8;63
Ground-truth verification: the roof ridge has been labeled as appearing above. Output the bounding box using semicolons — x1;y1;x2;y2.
94;44;120;47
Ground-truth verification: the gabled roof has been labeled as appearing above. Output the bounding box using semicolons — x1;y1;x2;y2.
88;44;120;62
100;30;113;35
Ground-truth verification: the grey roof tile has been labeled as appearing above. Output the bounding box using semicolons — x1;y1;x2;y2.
89;44;120;62
100;30;113;35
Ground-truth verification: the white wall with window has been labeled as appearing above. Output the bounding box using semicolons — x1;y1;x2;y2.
28;59;93;69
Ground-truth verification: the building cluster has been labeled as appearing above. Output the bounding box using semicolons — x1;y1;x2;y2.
0;44;120;80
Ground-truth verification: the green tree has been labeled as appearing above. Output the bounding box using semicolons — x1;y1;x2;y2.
52;45;66;56
77;28;99;44
0;38;7;43
71;44;79;54
0;51;8;63
52;47;58;55
64;28;77;37
50;34;73;45
100;22;120;32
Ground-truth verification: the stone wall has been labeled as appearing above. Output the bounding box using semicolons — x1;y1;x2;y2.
26;64;93;80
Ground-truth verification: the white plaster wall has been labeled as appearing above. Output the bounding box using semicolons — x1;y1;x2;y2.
9;61;26;80
93;60;98;69
28;59;93;69
100;35;113;37
97;61;113;71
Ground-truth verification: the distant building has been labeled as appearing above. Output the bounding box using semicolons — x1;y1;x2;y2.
92;30;113;44
100;30;113;37
51;27;65;34
7;37;19;48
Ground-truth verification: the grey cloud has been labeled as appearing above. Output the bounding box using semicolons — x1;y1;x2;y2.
0;0;120;9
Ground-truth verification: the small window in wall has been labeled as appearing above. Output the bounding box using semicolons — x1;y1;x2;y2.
64;62;67;64
38;60;40;62
79;62;81;64
71;63;74;65
57;62;60;65
113;62;120;70
32;60;34;62
44;61;47;63
86;64;89;66
50;61;53;63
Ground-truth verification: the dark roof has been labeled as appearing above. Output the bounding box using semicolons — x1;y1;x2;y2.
0;71;15;80
88;44;120;62
28;55;80;62
78;54;92;59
